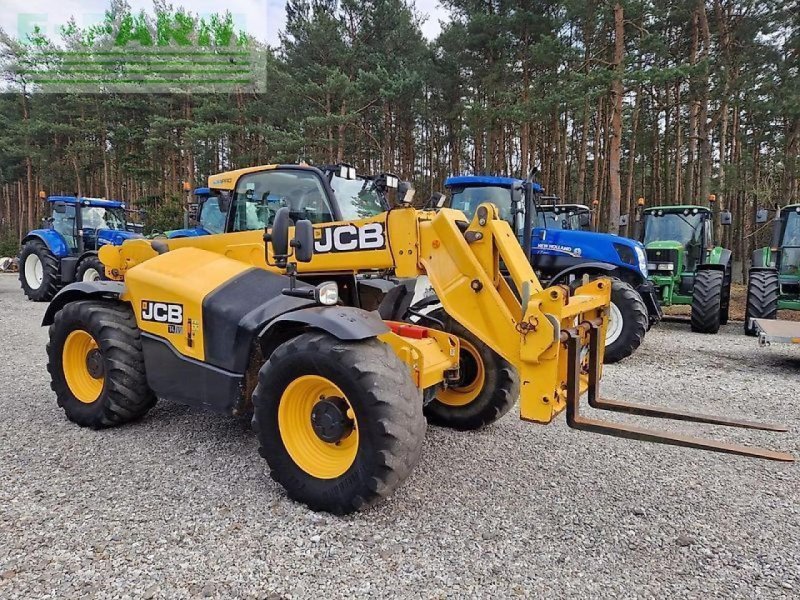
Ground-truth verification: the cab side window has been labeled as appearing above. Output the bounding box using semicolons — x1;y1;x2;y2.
230;170;334;232
52;205;77;251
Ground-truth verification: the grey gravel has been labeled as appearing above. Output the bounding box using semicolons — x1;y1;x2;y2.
0;274;798;599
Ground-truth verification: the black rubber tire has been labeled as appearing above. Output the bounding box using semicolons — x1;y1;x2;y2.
604;279;649;364
18;239;59;302
252;331;426;514
720;267;732;326
690;269;724;334
744;270;779;336
422;309;518;430
46;300;156;428
75;255;107;282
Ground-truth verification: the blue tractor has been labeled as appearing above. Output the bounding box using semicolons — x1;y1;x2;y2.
443;175;662;363
164;187;227;239
18;196;142;301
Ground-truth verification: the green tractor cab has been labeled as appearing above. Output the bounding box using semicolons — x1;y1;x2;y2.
637;205;732;333
745;204;800;335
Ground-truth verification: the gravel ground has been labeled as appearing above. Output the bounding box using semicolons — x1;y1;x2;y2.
0;273;798;599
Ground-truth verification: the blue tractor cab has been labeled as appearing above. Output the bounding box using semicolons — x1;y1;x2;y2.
443;175;662;363
166;188;227;238
19;196;143;301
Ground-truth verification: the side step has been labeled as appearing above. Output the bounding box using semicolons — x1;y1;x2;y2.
563;324;794;462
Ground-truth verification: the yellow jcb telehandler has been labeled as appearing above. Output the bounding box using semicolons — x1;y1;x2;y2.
41;164;792;514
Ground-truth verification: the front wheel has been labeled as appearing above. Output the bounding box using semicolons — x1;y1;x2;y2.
76;255;107;282
18;239;59;301
46;300;156;428
604;279;649;363
744;270;779;336
252;332;426;514
421;309;518;430
690;269;724;334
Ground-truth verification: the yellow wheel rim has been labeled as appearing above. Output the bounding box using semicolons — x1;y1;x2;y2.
277;375;359;479
62;330;104;404
436;338;486;407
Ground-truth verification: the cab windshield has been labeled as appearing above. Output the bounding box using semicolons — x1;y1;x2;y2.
643;211;705;246
781;211;800;275
535;208;584;230
449;185;514;225
330;175;385;220
81;206;127;230
230;170;333;231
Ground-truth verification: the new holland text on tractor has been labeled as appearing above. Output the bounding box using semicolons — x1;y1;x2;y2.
636;202;732;333
19;195;143;301
41;165;791;514
440;175;661;363
745;203;800;339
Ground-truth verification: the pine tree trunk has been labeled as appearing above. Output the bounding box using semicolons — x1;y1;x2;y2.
607;2;625;233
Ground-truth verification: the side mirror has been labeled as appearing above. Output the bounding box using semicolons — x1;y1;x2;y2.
427;192;445;209
755;209;768;224
578;212;591;228
292;219;314;263
53;202;67;214
268;207;291;261
720;211;733;226
619;214;629;227
511;185;523;206
398;181;415;205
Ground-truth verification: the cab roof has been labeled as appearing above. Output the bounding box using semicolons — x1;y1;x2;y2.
48;196;125;209
445;175;519;188
208;164;320;191
643;204;711;214
539;203;590;212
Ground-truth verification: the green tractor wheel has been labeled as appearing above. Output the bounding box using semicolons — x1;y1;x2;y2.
744;270;780;336
690;269;724;334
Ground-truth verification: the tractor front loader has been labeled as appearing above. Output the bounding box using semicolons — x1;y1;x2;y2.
41;171;792;513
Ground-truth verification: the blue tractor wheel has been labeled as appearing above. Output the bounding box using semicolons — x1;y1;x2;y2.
19;239;60;302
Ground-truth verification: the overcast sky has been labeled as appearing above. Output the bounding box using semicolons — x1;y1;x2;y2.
1;0;448;44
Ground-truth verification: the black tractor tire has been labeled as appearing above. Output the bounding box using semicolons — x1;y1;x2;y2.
604;279;649;364
252;331;426;514
46;300;156;428
690;269;725;334
18;239;59;302
421;309;518;430
744;270;780;336
76;255;107;282
719;266;732;326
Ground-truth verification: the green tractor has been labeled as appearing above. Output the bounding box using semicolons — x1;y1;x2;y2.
636;203;732;333
745;204;800;335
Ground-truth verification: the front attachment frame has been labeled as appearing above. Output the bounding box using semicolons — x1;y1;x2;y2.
563;322;793;462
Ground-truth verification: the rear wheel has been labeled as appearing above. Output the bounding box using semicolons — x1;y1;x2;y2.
690;269;724;334
603;279;648;363
76;255;106;282
719;266;732;325
46;300;156;428
252;332;426;514
18;239;59;301
421;309;518;430
744;270;779;336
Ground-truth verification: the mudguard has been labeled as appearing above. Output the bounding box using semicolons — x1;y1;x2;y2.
548;261;616;286
22;229;70;258
751;247;771;269
42;280;126;325
260;306;389;344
